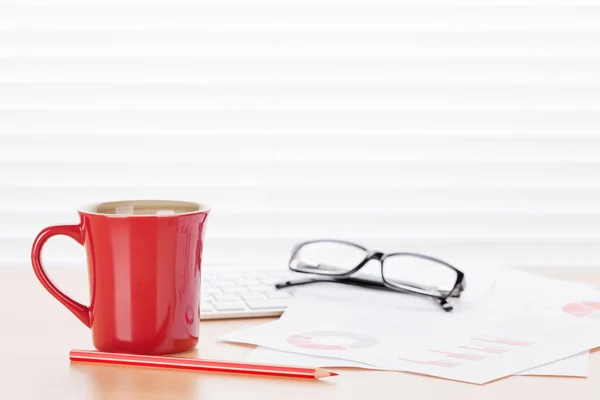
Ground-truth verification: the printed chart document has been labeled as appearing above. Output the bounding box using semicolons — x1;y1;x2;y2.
222;267;600;384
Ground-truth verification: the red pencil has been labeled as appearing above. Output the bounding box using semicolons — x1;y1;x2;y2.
69;350;338;379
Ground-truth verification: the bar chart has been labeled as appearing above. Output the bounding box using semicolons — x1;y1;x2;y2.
397;335;533;368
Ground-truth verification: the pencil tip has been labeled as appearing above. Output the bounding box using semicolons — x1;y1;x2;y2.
329;372;339;377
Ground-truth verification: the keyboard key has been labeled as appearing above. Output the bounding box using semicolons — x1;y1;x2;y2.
213;300;246;311
200;302;213;312
268;271;290;277
246;299;290;310
217;271;240;279
267;291;292;299
260;276;283;285
214;293;241;301
222;285;246;294
202;287;221;295
236;278;260;286
243;272;264;278
211;280;232;287
242;292;265;300
247;284;275;293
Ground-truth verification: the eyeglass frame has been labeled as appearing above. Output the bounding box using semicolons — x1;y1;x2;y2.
275;239;466;312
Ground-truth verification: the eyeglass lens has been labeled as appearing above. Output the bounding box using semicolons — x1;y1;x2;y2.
382;255;458;296
290;241;367;275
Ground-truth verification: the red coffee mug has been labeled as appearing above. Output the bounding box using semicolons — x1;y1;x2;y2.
31;200;210;355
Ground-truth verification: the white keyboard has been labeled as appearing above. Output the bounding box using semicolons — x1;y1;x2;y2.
200;265;299;320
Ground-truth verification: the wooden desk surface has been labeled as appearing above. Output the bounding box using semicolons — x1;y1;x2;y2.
3;267;600;400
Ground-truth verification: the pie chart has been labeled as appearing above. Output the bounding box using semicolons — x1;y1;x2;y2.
287;330;379;350
562;301;600;317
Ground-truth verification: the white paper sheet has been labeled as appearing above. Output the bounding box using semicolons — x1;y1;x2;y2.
222;267;600;384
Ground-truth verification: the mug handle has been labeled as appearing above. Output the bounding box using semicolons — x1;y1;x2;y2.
31;225;91;328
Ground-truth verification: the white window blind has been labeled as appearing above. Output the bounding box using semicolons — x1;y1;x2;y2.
2;1;600;270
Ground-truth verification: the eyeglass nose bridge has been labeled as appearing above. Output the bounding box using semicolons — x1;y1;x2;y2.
367;251;385;261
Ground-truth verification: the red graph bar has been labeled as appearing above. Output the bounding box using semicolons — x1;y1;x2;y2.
428;361;459;367
474;336;532;346
471;337;531;347
458;345;507;354
398;357;458;368
429;350;484;360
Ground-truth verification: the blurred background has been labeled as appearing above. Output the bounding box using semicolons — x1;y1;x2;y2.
1;0;600;272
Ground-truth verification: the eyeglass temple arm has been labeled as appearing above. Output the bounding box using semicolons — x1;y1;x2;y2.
276;276;454;312
275;276;324;289
289;269;462;300
276;275;386;290
294;260;464;297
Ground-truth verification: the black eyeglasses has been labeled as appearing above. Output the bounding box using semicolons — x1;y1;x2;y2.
275;239;466;311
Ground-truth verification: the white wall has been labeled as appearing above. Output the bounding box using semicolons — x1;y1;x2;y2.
2;1;600;270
